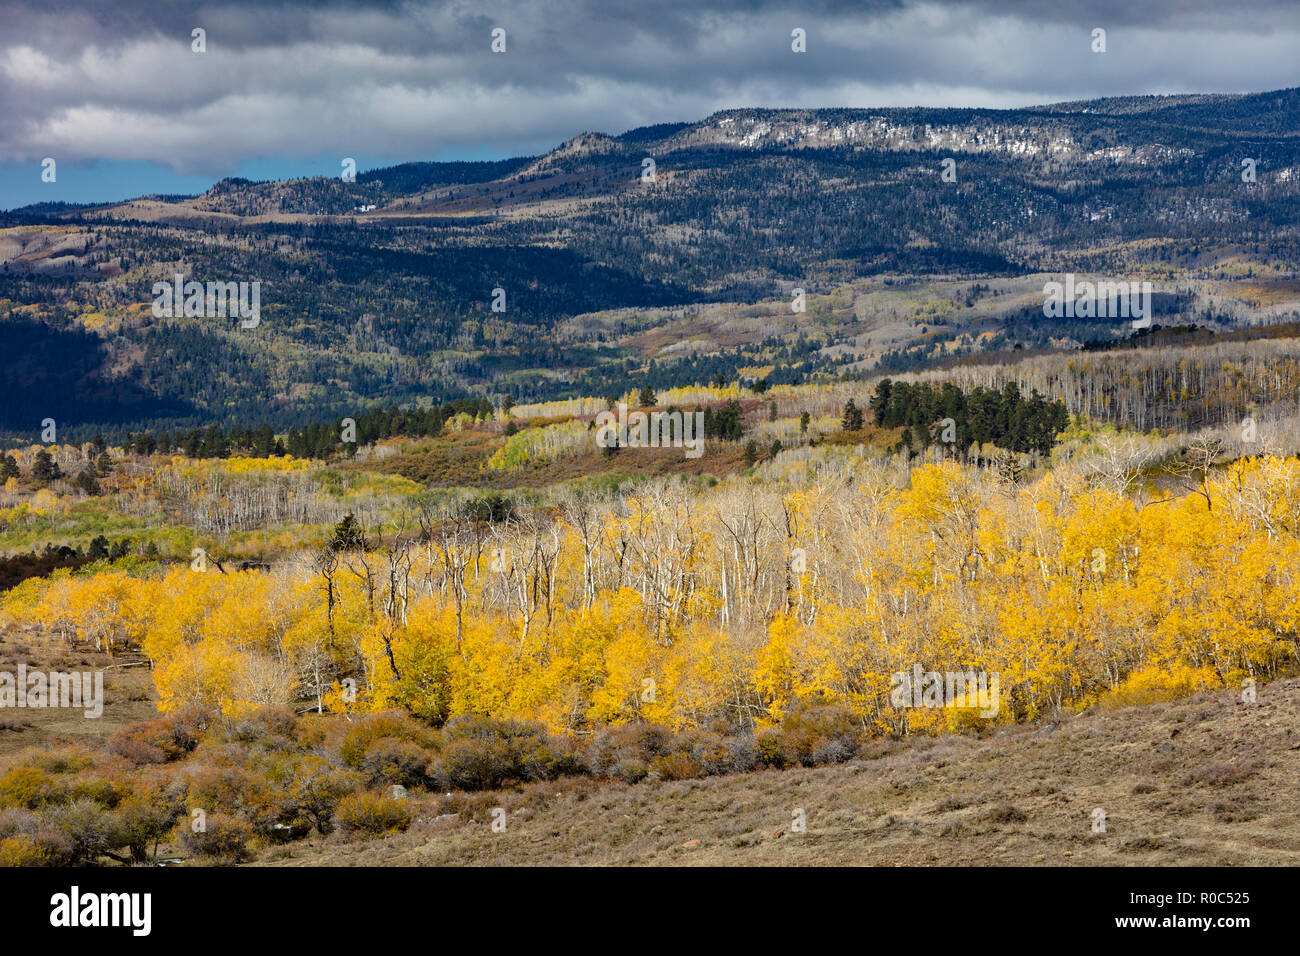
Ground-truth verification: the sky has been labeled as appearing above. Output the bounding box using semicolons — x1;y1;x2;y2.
2;0;1299;209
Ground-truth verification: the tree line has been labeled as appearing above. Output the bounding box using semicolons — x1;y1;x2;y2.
122;399;498;460
863;379;1069;456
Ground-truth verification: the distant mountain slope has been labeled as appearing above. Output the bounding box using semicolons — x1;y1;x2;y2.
6;87;1300;437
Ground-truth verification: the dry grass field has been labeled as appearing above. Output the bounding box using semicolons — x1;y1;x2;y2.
255;678;1300;867
0;641;157;759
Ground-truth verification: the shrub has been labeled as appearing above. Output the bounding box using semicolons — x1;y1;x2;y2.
987;804;1028;823
681;730;757;776
0;766;65;809
584;723;674;777
288;756;362;833
178;811;253;863
944;705;994;735
430;715;576;791
30;747;96;775
0;806;73;865
723;737;759;774
359;737;430;788
778;701;861;767
30;829;75;866
619;729;754;781
1098;664;1221;711
678;730;728;776
649;752;702;781
182;762;287;836
609;759;648;784
104;735;168;766
336;713;439;769
1183;762;1257;788
432;736;516;791
108;709;206;765
811;736;856;765
0;807;40;839
67;775;130;809
755;729;785;768
335;792;411;836
227;706;299;748
267;819;313;843
0;834;46;866
114;793;180;864
45;799;125;865
518;738;584;782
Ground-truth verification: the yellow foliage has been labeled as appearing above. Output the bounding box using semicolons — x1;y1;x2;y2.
6;452;1300;741
1097;662;1222;711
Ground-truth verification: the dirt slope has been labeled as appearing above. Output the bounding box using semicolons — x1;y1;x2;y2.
261;677;1300;867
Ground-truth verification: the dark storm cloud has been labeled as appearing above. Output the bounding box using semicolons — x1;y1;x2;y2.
2;0;1298;174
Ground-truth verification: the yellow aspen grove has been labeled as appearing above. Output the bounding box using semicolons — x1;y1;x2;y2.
4;452;1298;741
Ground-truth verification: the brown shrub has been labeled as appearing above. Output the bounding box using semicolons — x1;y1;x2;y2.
777;701;862;767
432;736;517;791
987;804;1028;823
650;751;702;781
1183;761;1258;788
359;736;431;788
336;712;440;769
181;762;288;836
286;755;361;834
430;716;580;791
334;791;411;836
178;811;254;863
107;709;207;765
585;723;674;776
44;799;125;865
225;706;300;749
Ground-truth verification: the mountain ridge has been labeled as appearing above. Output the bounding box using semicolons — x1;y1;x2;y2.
13;86;1300;219
7;85;1300;438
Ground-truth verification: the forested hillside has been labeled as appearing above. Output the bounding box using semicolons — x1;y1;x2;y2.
8;89;1300;439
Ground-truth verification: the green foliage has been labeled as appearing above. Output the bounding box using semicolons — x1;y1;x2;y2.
870;378;1068;456
31;451;60;484
841;399;864;431
703;400;744;441
329;513;367;553
74;469;100;495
